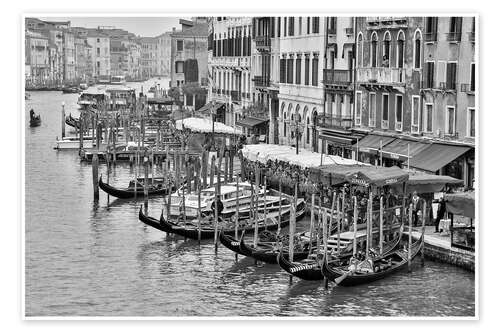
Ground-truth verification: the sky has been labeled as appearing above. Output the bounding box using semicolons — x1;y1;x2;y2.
38;17;190;37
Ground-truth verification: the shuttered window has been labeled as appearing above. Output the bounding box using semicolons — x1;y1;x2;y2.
287;58;294;84
304;57;310;85
312;17;320;33
295;57;301;84
425;62;434;88
288;17;294;36
280;58;286;83
312;56;318;86
446;62;457;90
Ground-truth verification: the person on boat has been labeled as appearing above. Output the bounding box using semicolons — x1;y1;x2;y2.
357;254;374;273
211;195;224;221
30;109;35;120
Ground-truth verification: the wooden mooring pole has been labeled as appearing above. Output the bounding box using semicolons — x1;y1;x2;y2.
408;203;413;273
92;153;99;202
421;201;426;266
61;102;65;139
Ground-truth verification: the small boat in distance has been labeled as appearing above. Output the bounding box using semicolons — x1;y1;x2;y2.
62;86;82;94
110;75;126;85
29;109;41;127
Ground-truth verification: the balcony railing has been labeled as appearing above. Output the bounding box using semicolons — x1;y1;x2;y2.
323;69;352;86
231;90;241;101
345;27;354;35
254;75;270;88
319;115;353;130
255;36;270;51
357;67;405;85
461;83;475;94
327;28;337;35
447;32;462;42
423;32;437;42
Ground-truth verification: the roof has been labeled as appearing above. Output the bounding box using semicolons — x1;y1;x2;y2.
444;191;475;218
236;117;268;128
391;171;464;194
147;97;173;105
404;143;472;172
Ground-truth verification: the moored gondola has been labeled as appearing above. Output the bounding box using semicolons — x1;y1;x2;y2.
278;225;404;281
29;115;41;127
138;206;170;233
98;175;170;199
322;231;424;287
65;114;80;129
219;231;248;255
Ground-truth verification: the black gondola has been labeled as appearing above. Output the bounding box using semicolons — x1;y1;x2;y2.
29;115;41;127
98;176;170;199
277;225;404;281
321;232;424;286
138;207;170;233
219;231;248;256
62;86;81;94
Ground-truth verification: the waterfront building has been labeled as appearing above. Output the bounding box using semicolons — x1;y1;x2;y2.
209;17;252;126
278;16;327;152
139;37;158;79
85;31;111;81
170;18;209;109
25;30;50;85
249;17;279;143
157;32;172;77
74;36;93;82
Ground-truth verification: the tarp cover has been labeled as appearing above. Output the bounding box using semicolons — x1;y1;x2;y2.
444;191;475;218
241;144;365;169
391;172;464;194
176;117;242;135
311;165;409;187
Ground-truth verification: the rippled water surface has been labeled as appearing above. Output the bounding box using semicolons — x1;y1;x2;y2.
25;83;475;317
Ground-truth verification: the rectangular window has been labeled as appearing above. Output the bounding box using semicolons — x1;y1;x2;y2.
395;94;403;131
97;47;100;56
424;61;435;88
411;96;421;133
304;57;310;85
284;17;287;37
414;38;421;69
307;17;310;34
312;17;320;33
278;17;281;37
368;93;376;127
288;17;294;36
295;57;301;84
382;93;389;129
468;108;475;137
355;91;362;126
175;61;184;73
287;58;294;84
177;40;184;51
437;61;446;89
312;56;318;86
280;58;286;83
446;106;456;135
470;63;475;91
446;62;457;90
424;104;433;133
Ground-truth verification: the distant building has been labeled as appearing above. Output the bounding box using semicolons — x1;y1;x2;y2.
25;30;50;85
139;37;158;79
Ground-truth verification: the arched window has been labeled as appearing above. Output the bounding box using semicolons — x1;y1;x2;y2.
283;111;287;137
383;31;391;67
370;32;378;67
414;30;422;69
357;32;363;67
397;30;405;68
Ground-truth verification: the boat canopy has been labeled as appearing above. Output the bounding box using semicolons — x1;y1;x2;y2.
176;117;242;135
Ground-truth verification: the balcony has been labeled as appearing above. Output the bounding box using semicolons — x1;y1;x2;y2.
423;32;437;42
323;69;352;87
327;28;337;36
255;36;270;52
254;75;270;88
231;90;241;101
345;27;354;36
366;17;408;30
357;67;405;86
319;115;353;130
446;32;462;42
461;83;475;95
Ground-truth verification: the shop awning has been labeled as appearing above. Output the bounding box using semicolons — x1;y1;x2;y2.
319;134;354;146
381;139;429;161
391;172;464;194
355;134;395;153
236;117;268;128
444;191;475;218
403;143;472;172
197;102;224;113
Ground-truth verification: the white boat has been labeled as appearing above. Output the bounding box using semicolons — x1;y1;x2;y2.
109;75;126;85
54;136;94;149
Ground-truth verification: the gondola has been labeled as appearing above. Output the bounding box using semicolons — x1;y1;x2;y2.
98;176;170;199
138;207;170;233
219;231;248;256
278;225;404;281
62;86;81;94
321;231;424;287
65;114;80;129
29;114;41;127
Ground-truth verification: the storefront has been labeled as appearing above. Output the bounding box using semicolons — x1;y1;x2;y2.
235;116;269;144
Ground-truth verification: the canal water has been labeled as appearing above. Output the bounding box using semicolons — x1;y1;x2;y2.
24;82;475;317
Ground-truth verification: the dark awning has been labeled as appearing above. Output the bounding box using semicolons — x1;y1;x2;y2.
319;134;354;146
147;97;173;105
403;143;472;172
381;139;429;161
355;134;395;154
391;172;464;194
311;164;409;187
236;117;268;128
444;191;475;218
